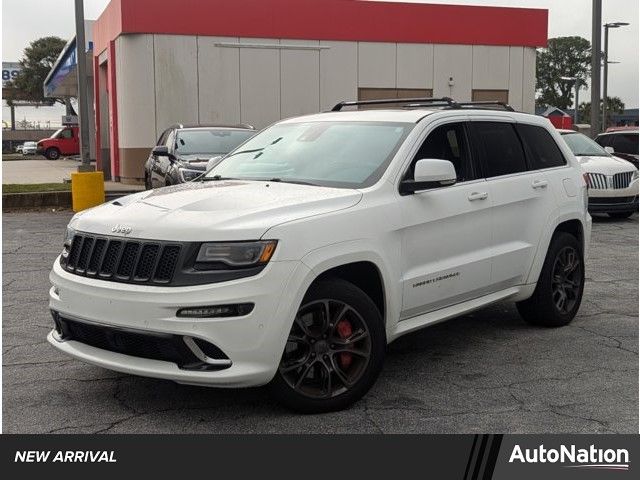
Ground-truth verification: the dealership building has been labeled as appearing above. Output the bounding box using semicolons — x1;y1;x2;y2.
91;0;547;184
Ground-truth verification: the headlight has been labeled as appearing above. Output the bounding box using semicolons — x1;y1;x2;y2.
179;167;204;182
196;241;277;268
62;226;76;259
632;170;638;181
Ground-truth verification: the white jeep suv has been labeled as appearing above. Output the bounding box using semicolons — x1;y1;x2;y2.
49;98;591;412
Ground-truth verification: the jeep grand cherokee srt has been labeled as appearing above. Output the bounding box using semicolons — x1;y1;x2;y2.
49;98;591;412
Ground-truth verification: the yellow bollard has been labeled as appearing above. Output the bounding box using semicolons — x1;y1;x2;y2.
71;171;105;212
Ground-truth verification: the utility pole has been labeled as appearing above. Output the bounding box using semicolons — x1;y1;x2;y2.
74;0;93;171
590;0;602;137
602;22;629;130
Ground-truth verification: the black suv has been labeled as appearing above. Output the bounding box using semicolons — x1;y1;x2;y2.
144;124;255;189
595;129;639;168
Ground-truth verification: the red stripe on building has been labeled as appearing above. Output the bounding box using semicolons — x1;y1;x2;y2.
93;0;547;55
106;41;120;179
93;55;102;172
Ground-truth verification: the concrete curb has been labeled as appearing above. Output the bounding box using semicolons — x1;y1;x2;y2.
2;191;72;210
2;190;139;211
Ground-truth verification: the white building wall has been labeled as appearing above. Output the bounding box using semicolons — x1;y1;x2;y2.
114;35;156;148
522;47;537;114
239;38;281;128
198;36;242;125
472;45;510;90
153;35;199;137
358;42;396;88
111;34;538;180
432;44;473;101
396;43;433;90
281;40;320;119
508;47;525;111
319;41;358;111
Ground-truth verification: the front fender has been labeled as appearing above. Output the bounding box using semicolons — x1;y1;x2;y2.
299;240;400;341
525;207;590;285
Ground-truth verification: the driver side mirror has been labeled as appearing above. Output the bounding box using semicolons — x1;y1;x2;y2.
152;145;176;162
400;159;457;195
604;146;615;154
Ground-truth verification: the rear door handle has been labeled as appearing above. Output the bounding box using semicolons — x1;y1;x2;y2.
532;179;549;189
468;191;488;201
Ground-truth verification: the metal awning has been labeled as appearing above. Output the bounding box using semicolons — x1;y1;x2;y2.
43;20;94;98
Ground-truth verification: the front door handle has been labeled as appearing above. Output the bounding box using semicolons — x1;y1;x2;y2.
532;179;549;189
468;191;488;201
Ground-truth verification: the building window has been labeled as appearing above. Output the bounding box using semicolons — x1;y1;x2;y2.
358;88;433;108
471;89;509;103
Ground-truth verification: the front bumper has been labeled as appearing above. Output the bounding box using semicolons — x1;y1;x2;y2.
588;195;638;213
48;257;310;387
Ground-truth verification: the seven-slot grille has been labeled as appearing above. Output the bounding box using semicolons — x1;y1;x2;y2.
587;171;634;190
63;233;181;284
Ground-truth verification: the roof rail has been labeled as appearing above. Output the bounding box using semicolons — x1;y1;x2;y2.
331;97;457;111
455;101;515;111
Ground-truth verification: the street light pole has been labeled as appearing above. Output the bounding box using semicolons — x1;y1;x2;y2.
602;22;629;130
590;0;602;137
74;0;93;171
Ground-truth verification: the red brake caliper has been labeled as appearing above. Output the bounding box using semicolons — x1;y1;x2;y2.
336;319;353;369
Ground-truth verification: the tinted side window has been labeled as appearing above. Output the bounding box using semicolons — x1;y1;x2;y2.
408;122;476;182
595;135;611;147
470;122;527;177
516;124;566;169
613;134;639;155
156;131;167;146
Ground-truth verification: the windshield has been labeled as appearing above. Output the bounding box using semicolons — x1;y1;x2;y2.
204;121;414;188
50;128;64;139
174;129;255;156
562;132;610;157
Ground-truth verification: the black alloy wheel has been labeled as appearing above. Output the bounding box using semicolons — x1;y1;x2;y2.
551;246;582;315
270;278;385;413
279;299;372;399
517;232;585;327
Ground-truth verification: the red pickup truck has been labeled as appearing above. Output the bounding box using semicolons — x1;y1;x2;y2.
37;126;79;160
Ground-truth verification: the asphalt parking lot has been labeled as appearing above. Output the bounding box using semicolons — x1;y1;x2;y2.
2;211;638;433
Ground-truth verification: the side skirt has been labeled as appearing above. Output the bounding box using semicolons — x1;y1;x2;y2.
390;284;535;342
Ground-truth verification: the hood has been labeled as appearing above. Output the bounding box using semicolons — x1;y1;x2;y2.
575;154;638;175
70;180;362;241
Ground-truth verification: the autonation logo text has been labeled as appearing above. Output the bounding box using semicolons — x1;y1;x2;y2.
509;444;630;471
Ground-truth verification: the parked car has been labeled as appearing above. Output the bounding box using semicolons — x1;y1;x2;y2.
22;141;38;155
144;124;256;189
36;126;80;160
595;129;639;168
14;144;24;153
560;129;638;218
49;98;590;412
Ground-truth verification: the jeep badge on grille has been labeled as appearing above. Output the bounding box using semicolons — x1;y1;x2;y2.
111;224;132;235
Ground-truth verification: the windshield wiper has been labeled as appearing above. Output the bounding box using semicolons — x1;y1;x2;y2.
267;178;318;186
201;175;239;181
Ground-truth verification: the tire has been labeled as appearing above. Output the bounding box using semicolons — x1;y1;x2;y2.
608;211;634;219
269;278;386;413
516;232;584;327
45;147;60;160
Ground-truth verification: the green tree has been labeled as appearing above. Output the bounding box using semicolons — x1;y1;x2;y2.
5;36;67;107
578;97;626;124
536;36;591;110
